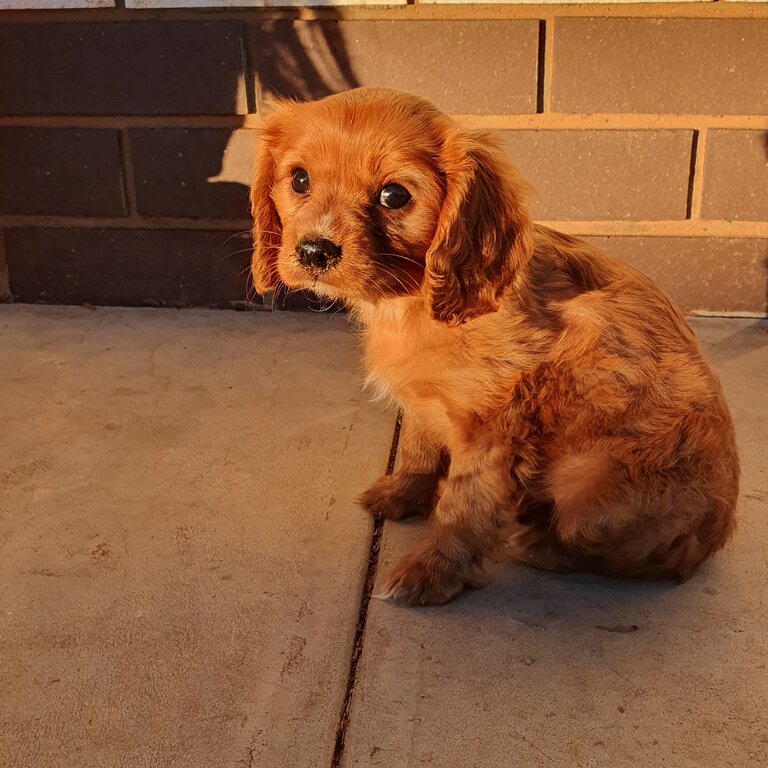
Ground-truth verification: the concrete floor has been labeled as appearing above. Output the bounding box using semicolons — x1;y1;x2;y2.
0;307;766;768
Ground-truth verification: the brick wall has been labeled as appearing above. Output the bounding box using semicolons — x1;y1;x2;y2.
0;4;766;315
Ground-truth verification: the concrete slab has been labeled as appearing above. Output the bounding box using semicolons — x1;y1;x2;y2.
0;306;395;768
343;319;768;768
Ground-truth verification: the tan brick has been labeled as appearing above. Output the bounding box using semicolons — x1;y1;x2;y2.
499;130;693;221
701;131;768;222
552;19;768;115
585;236;768;314
253;20;538;115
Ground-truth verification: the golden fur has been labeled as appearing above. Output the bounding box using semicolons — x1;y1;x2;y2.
251;87;739;605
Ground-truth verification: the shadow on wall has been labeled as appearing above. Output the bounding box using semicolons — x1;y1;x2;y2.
251;15;360;102
211;15;361;189
210;14;360;308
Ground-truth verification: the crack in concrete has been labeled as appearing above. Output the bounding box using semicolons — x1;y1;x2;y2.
330;411;402;768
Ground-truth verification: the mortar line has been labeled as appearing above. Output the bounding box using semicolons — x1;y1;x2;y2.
0;215;253;230
685;130;700;220
240;35;257;115
1;4;767;22
331;410;402;768
689;127;708;220
535;20;546;114
2;215;766;238
2;114;766;130
541;18;556;113
117;128;139;220
0;229;11;303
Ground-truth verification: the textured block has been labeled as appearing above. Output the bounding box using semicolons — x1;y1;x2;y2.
5;228;254;308
701;131;768;222
0;128;126;217
500;130;693;220
0;0;113;6
586;236;768;314
423;0;697;3
130;129;254;219
0;23;246;116
552;19;768;115
0;236;9;302
252;20;538;114
126;0;400;6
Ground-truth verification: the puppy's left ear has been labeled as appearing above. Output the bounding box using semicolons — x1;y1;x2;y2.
250;108;287;294
425;127;533;325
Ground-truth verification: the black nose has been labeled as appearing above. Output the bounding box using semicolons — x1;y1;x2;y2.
296;238;341;271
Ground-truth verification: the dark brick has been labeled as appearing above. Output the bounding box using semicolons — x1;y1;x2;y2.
0;128;126;217
130;129;254;219
553;19;768;115
5;228;255;308
701;131;768;222
0;22;246;116
500;130;693;220
586;236;768;314
0;232;10;302
253;20;538;114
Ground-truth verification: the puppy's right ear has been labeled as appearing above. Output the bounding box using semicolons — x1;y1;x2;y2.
250;108;287;294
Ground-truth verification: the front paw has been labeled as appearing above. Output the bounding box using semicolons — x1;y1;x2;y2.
357;474;435;521
375;547;470;606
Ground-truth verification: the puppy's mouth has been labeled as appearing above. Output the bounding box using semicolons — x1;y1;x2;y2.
299;271;345;300
282;235;422;303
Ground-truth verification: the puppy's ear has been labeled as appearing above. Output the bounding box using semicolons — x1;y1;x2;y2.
425;127;532;325
250;107;288;294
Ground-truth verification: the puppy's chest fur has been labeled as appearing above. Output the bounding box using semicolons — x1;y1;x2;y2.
357;299;523;444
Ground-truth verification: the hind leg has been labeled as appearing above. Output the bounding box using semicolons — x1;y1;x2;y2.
548;452;736;580
508;521;589;574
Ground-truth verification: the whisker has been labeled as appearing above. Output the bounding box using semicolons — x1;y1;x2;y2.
220;246;255;262
373;252;424;269
375;264;421;295
308;297;340;314
221;230;251;246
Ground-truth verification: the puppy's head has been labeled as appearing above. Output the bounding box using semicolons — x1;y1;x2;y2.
251;87;532;324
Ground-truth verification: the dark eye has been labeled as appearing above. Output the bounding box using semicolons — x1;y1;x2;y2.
291;168;310;194
379;184;411;209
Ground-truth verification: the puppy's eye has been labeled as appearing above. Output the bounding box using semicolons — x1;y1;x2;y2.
379;184;411;210
291;168;310;194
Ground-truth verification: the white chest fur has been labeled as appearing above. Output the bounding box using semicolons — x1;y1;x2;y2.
355;299;480;444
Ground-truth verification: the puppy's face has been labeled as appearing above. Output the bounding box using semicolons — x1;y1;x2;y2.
252;88;532;323
254;89;444;303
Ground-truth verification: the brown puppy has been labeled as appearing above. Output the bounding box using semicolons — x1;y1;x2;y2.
251;87;739;606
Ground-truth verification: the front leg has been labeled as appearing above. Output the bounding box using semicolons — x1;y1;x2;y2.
358;414;444;520
379;438;534;606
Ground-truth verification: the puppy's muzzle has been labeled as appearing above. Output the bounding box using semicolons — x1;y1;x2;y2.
296;237;342;271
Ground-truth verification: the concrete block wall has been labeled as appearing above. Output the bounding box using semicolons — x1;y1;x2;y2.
0;4;766;314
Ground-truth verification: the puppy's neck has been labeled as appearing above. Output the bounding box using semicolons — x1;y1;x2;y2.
352;296;426;331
